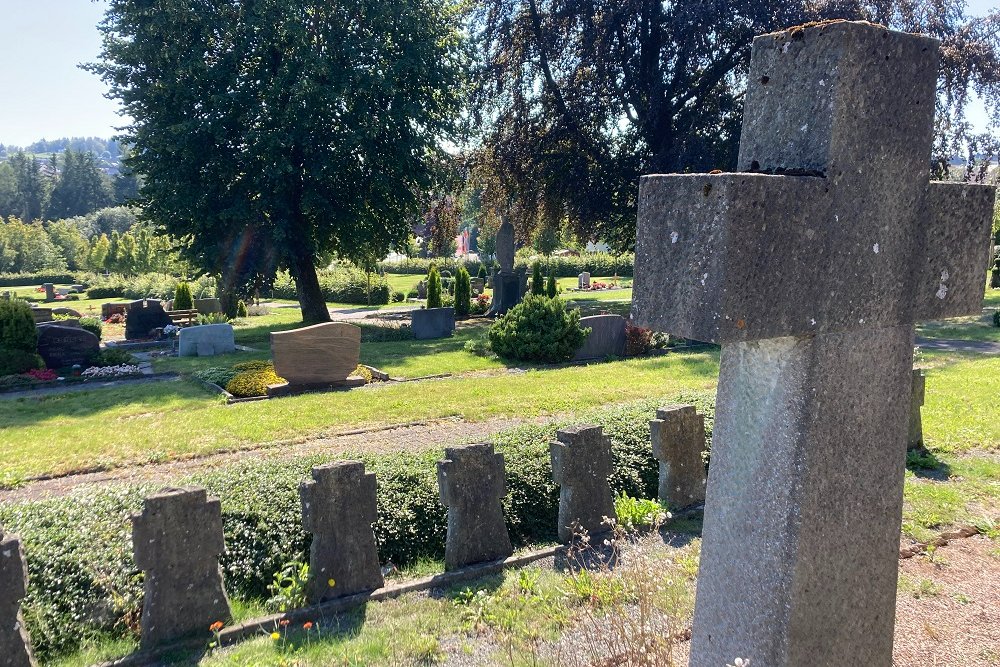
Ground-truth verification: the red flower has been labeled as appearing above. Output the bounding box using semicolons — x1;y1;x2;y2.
303;621;314;630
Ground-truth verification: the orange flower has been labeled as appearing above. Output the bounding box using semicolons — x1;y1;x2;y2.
209;621;224;632
303;621;314;630
279;619;290;627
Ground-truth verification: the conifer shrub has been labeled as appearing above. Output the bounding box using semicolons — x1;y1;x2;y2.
488;294;589;363
454;267;471;317
530;261;545;296
0;299;37;352
478;264;488;281
172;281;194;310
426;266;443;309
236;300;249;318
546;274;557;298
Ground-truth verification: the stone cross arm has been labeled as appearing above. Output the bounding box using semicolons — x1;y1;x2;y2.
632;21;995;343
550;425;613;483
437;445;507;507
132;487;226;571
301;461;378;532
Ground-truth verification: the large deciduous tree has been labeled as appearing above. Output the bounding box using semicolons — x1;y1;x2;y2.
91;0;466;321
468;0;1000;251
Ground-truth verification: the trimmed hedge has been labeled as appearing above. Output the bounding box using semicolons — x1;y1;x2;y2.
0;273;78;288
269;268;390;305
379;252;635;278
0;394;714;661
85;273;217;301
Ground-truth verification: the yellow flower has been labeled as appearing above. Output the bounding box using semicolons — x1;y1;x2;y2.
328;578;336;588
271;632;280;641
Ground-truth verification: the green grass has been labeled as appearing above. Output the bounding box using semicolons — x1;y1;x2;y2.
922;354;1000;453
0;351;719;483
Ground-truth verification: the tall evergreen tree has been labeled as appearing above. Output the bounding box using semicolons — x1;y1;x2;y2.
9;153;47;222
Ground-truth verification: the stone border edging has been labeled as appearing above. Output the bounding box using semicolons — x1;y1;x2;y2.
96;544;565;667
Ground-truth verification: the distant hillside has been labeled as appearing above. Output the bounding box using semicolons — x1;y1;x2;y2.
0;137;122;174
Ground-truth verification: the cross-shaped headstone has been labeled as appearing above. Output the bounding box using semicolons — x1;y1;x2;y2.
437;444;513;569
300;461;384;602
650;405;707;509
132;487;232;649
550;425;615;542
0;528;37;667
632;21;994;666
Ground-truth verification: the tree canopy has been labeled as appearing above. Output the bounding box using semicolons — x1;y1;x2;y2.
467;0;1000;252
90;0;468;320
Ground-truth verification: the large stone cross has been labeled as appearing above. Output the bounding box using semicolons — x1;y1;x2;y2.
632;21;994;666
0;528;37;667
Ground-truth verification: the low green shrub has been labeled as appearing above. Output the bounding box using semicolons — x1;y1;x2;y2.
0;349;43;375
0;373;38;389
86;348;135;368
546;274;557;298
85;273;217;301
0;272;78;287
0;299;37;352
79;317;102;340
198;313;229;325
0;394;714;661
488;295;589;363
225;367;284;397
193;366;240;388
614;493;669;531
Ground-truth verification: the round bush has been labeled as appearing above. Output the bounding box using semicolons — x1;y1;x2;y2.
0;349;44;375
226;367;284;397
488;294;589;363
0;299;38;352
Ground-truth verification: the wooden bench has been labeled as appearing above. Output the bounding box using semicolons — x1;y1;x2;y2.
165;309;199;326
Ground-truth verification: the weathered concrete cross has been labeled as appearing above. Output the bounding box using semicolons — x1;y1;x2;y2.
632;21;994;666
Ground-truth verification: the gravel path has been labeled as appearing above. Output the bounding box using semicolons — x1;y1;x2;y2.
916;337;1000;355
0;415;549;503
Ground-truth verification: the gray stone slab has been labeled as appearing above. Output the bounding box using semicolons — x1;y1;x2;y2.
411;307;455;340
572;314;626;360
437;444;513;569
578;272;590;289
300;461;384;603
42;283;54;301
650;405;707;509
629;21;995;667
177;324;236;357
909;369;926;450
36;325;99;369
193;298;223;315
132;487;231;649
125;300;172;340
0;527;37;667
550;425;614;543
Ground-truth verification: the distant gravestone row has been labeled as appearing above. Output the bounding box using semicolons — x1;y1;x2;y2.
2;409;709;656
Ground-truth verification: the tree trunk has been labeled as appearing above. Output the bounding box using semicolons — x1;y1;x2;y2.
292;252;330;324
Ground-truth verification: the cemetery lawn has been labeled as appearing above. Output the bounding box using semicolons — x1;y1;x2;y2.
0;352;719;484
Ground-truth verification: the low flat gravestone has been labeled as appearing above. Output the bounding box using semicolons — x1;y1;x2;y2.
36;325;99;369
650;405;707;509
270;322;363;393
437;444;513;569
550;425;614;542
0;527;37;667
178;324;236;357
631;22;994;666
909;369;926;450
29;308;52;324
571;314;624;360
101;302;129;319
125;300;172;340
132;487;232;649
300;461;384;602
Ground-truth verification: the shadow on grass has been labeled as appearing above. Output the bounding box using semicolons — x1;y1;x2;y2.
906;447;952;480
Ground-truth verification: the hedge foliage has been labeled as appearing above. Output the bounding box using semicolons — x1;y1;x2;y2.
85;273;217;300
379;252;635;278
0;394;713;661
0;273;78;288
0;299;37;352
269;267;390;305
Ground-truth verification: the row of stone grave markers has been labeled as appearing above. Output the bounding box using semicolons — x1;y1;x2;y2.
0;408;709;661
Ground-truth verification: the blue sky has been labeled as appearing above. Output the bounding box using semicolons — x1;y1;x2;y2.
0;0;996;147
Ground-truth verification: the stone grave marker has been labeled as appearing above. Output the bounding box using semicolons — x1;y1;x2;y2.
29;307;52;324
549;425;614;542
437;444;513;569
36;325;99;369
650;405;707;509
0;527;37;667
631;21;994;666
42;283;55;301
51;306;82;318
178;324;236;357
101;302;130;319
300;461;384;602
125;299;171;340
571;314;625;361
193;297;223;314
908;369;926;450
486;219;525;316
578;272;591;289
270;322;363;394
132;487;232;649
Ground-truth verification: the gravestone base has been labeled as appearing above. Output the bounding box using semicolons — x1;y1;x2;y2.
691;326;913;666
266;378;365;398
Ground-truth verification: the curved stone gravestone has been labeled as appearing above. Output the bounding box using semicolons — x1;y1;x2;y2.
125;300;171;340
51;307;82;318
0;527;37;667
36;325;99;369
178;324;236;357
270;322;363;394
572;314;624;361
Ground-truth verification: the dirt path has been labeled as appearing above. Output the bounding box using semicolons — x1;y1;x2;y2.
0;415;550;503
